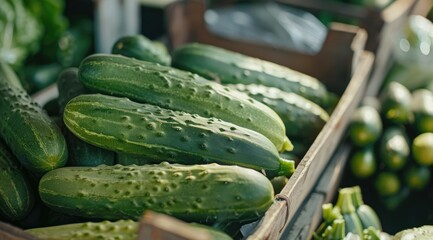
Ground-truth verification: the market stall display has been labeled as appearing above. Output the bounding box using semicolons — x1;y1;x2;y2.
0;0;432;239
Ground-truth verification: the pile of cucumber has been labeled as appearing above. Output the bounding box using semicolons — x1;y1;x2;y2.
348;81;433;209
0;35;335;239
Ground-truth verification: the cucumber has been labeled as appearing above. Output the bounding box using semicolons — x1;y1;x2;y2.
64;94;294;176
39;163;275;223
227;84;329;147
112;35;171;65
65;130;115;167
0;61;23;89
411;89;433;133
0;86;67;174
171;43;329;107
57;68;115;167
379;127;410;171
348;105;382;147
0;139;33;221
379;82;412;125
349;146;376;179
26;220;233;240
26;220;138;240
78;54;292;152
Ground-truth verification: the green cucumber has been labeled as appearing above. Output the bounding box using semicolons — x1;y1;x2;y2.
171;43;329;107
0;61;23;89
227;84;329;146
393;225;433;240
348;105;382;147
26;219;232;240
349;146;376;179
39;163;275;223
57;68;115;167
411;89;433;133
26;220;138;240
112;35;171;65
379;127;410;171
0;139;33;221
0;85;67;174
64;94;294;176
379;82;412;125
65;130;115;167
78;54;292;152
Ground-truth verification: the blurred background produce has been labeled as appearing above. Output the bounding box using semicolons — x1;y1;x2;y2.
0;0;93;93
341;14;433;235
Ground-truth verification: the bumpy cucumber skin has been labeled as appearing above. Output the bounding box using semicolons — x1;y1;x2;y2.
228;84;329;146
172;43;328;107
0;86;67;174
26;220;137;240
112;35;171;66
39;163;275;223
0;140;33;221
64;94;293;176
78;54;291;152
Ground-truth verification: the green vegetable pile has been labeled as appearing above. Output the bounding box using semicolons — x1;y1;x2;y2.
314;186;390;240
347;81;433;210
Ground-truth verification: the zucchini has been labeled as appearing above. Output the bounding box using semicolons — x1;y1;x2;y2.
171;43;329;107
227;84;329;147
78;54;292;152
0;85;67;174
26;220;138;240
0;139;33;221
111;35;171;65
412;132;433;166
39;163;275;223
64;94;294;176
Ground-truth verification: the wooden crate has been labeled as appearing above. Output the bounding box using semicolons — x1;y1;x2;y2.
165;1;374;239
